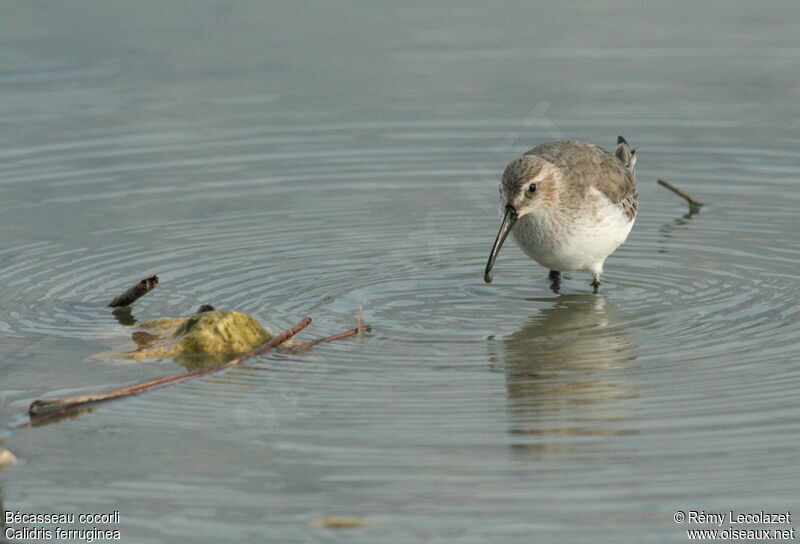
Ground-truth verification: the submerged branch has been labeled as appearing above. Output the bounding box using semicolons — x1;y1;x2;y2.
280;308;370;353
21;317;313;427
657;179;704;208
280;324;372;353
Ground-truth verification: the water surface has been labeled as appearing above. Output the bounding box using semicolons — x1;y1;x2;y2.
2;2;800;542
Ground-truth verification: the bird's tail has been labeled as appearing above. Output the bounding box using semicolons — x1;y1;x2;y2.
615;135;636;176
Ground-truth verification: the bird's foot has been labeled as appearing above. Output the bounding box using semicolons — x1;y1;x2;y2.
548;270;561;293
590;270;603;294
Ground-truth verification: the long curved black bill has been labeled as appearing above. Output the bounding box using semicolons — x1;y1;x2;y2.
484;205;517;283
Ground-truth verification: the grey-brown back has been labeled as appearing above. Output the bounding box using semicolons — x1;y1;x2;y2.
525;140;638;220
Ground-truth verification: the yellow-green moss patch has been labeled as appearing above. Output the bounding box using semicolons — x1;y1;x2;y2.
125;311;273;366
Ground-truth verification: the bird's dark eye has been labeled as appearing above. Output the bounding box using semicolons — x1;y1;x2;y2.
527;183;537;194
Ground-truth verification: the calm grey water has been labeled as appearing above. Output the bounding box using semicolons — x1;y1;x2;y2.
2;2;800;543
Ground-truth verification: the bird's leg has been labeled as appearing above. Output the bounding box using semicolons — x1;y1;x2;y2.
548;270;561;292
590;272;601;294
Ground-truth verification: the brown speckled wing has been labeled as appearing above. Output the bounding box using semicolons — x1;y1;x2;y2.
618;190;638;220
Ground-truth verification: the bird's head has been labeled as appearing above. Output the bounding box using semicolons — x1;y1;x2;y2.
484;156;560;283
499;155;561;218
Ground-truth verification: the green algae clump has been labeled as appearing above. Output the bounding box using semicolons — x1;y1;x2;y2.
173;311;271;354
125;311;274;367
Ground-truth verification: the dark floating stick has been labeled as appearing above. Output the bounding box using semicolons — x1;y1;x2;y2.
20;317;313;427
108;275;159;307
657;179;703;208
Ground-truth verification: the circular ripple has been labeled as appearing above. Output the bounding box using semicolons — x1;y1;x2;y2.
2;120;799;448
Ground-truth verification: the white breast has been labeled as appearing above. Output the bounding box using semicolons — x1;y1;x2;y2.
510;188;634;274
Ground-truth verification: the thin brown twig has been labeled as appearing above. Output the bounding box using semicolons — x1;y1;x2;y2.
20;317;312;427
357;307;365;337
279;324;372;353
657;179;703;207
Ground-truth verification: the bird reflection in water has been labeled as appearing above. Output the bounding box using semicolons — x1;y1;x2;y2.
488;294;639;458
